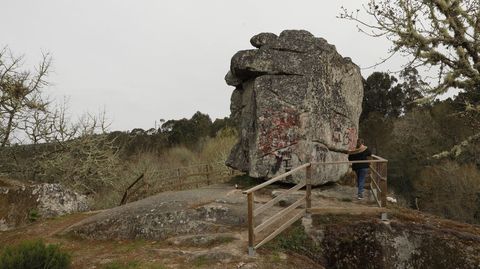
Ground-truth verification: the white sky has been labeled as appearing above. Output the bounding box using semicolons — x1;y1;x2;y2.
1;0;408;131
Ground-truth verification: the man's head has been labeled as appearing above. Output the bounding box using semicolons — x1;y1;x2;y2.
356;138;365;149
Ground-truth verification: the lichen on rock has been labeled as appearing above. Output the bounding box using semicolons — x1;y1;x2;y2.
32;183;89;218
0;181;88;231
225;30;363;185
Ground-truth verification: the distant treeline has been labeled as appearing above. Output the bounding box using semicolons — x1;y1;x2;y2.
109;112;236;158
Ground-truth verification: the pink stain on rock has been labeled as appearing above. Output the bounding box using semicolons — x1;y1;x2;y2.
345;127;357;150
258;108;299;155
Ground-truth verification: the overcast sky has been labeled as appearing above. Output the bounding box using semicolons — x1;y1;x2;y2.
2;0;404;131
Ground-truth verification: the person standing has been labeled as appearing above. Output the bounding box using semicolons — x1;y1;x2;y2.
348;138;372;200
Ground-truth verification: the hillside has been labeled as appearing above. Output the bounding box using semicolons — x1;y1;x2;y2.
2;180;480;269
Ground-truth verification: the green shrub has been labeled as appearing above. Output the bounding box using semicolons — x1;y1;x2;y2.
415;161;480;224
265;222;322;263
0;240;71;269
28;209;40;222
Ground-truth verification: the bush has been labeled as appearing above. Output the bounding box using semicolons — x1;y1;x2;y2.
0;240;71;269
415;161;480;224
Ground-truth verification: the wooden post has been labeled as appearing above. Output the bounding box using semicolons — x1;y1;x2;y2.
247;192;255;256
119;173;144;206
177;168;182;190
206;164;210;185
306;163;312;215
380;162;387;207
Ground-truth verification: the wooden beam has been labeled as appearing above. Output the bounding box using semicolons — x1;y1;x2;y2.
370;175;382;193
310;207;388;215
254;209;305;250
254;197;305;234
243;163;310;194
380;163;388;207
311;159;386;166
370;166;386;181
119;173;145;205
371;154;388;162
370;183;382;207
247;193;255;251
254;182;305;217
306;164;312;212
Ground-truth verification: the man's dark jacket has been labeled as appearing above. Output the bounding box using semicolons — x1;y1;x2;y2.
348;147;372;171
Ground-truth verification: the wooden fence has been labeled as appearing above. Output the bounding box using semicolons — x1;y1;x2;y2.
243;155;388;255
121;162;241;204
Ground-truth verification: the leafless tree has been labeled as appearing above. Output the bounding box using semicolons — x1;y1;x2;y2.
0;47;51;147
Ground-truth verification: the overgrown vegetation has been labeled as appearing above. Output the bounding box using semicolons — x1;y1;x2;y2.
0;240;71;269
0;47;238;209
360;69;480;224
264;222;322;263
340;0;480;223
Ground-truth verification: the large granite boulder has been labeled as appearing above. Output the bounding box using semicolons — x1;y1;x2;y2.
225;30;363;185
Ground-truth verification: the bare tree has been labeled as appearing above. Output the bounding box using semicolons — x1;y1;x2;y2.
0;47;51;147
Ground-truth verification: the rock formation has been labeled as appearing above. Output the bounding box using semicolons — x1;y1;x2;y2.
0;180;88;231
225;30;363;184
64;187;246;240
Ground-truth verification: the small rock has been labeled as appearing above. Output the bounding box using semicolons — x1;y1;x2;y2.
0;219;10;231
387;196;397;203
250;32;278;48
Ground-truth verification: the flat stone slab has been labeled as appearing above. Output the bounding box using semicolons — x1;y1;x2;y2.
64;184;246;240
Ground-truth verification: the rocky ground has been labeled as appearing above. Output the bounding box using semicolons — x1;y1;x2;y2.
1;179;480;269
0;178;88;231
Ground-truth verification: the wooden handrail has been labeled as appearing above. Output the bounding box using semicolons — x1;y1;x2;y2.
254;209;305;250
372;154;388;162
370;166;386;181
370;182;382;207
244;154;388;256
243;163;311;194
370;175;382;193
254;182;306;217
311;154;388;166
311;159;385;165
254;197;306;234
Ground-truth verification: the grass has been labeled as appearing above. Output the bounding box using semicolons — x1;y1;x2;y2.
115;240;149;253
168;235;236;248
102;261;140;269
192;255;210;267
190;253;229;268
264;221;321;262
28;208;40;222
0;239;71;269
268;251;283;263
209;236;236;246
101;260;167;269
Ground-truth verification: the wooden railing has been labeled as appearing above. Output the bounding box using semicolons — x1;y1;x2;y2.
122;162;241;204
243;155;388;255
368;155;388;207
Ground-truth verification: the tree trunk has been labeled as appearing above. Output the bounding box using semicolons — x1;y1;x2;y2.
1;111;15;147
